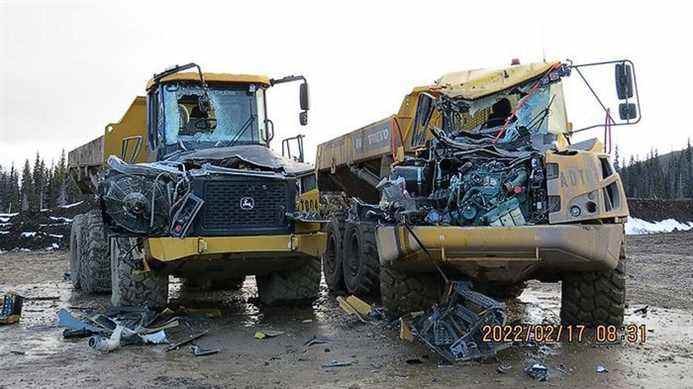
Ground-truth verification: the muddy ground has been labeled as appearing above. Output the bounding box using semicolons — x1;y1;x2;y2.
1;233;692;389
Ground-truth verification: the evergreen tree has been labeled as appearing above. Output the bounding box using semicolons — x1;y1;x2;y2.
8;164;20;213
32;153;46;210
20;159;34;211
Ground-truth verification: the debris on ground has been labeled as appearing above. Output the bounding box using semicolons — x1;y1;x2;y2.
166;331;208;352
321;359;354;368
0;292;24;325
56;306;208;353
525;362;549;381
304;335;331;347
633;305;649;316
254;330;285;339
497;362;512;374
596;364;608;374
89;326;124;352
190;344;220;357
337;295;372;323
411;282;507;363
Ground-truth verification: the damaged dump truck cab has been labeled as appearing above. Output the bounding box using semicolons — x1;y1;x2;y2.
68;63;325;308
317;60;639;326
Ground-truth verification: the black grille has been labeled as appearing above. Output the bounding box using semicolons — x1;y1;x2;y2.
195;176;294;235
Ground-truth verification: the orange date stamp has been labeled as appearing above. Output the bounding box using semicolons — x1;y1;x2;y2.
481;324;648;344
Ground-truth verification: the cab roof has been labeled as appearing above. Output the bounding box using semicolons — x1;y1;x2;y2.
415;61;560;100
146;72;271;90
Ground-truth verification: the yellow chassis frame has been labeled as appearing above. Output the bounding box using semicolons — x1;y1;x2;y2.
146;232;326;262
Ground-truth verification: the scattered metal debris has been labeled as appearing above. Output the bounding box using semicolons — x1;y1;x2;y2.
497;362;512;374
412;282;507;363
322;360;354;368
190;345;220;357
525;362;549;381
254;330;285;339
166;331;209;352
304;335;331;347
89;326;124;352
0;292;24;325
633;305;649;316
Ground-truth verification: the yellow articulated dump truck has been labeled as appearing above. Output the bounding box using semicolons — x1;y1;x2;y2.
317;59;640;326
68;63;325;307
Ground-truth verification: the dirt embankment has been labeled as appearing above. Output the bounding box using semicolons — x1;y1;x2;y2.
627;198;693;222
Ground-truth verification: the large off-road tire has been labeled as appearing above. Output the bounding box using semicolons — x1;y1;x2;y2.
256;257;321;305
474;281;527;301
342;222;380;296
79;210;111;294
560;259;626;327
322;220;345;293
69;214;85;289
111;237;169;308
380;266;443;317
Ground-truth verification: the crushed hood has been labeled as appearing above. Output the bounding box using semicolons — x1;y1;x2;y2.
166;144;314;176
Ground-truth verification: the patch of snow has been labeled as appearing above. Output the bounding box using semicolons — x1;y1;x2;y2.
59;201;84;209
0;231;9;235
0;217;10;223
20;231;37;238
49;216;73;223
46;243;60;251
49;234;64;239
0;212;18;218
625;217;693;235
19;248;31;252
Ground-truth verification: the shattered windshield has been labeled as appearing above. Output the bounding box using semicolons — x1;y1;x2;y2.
161;83;265;147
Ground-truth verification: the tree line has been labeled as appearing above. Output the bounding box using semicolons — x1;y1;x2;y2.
0;150;85;213
616;138;693;199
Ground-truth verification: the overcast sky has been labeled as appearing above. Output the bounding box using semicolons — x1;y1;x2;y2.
1;0;690;169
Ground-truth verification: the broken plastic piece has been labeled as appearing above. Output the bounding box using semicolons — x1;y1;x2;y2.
141;330;168;344
57;308;103;333
596;364;608;374
166;330;209;352
0;292;24;325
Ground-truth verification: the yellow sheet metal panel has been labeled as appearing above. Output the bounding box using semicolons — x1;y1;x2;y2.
147;233;326;262
545;150;629;223
433;62;558;100
146;72;270;90
103;96;148;163
376;224;623;271
315;116;394;172
67;135;104;168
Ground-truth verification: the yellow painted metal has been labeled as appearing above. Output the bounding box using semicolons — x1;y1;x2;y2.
376;224;624;271
295;189;321;233
146;232;326;262
545;150;629;223
433;62;558;100
103;96;149;163
146;72;270;90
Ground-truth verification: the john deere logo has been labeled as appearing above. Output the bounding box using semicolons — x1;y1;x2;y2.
240;197;255;210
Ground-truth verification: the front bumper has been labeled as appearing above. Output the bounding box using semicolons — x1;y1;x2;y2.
376;224;624;283
146;232;326;262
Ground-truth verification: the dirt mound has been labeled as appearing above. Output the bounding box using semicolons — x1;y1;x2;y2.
627;198;693;222
0;199;95;251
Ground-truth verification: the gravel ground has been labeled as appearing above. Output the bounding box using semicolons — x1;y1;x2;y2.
1;232;692;388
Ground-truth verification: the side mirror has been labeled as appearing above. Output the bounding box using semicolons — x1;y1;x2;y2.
615;63;634;100
299;111;308;126
264;119;275;144
619;103;638;120
299;82;310;111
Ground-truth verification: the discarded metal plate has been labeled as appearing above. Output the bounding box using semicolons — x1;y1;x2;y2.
337;295;372;322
